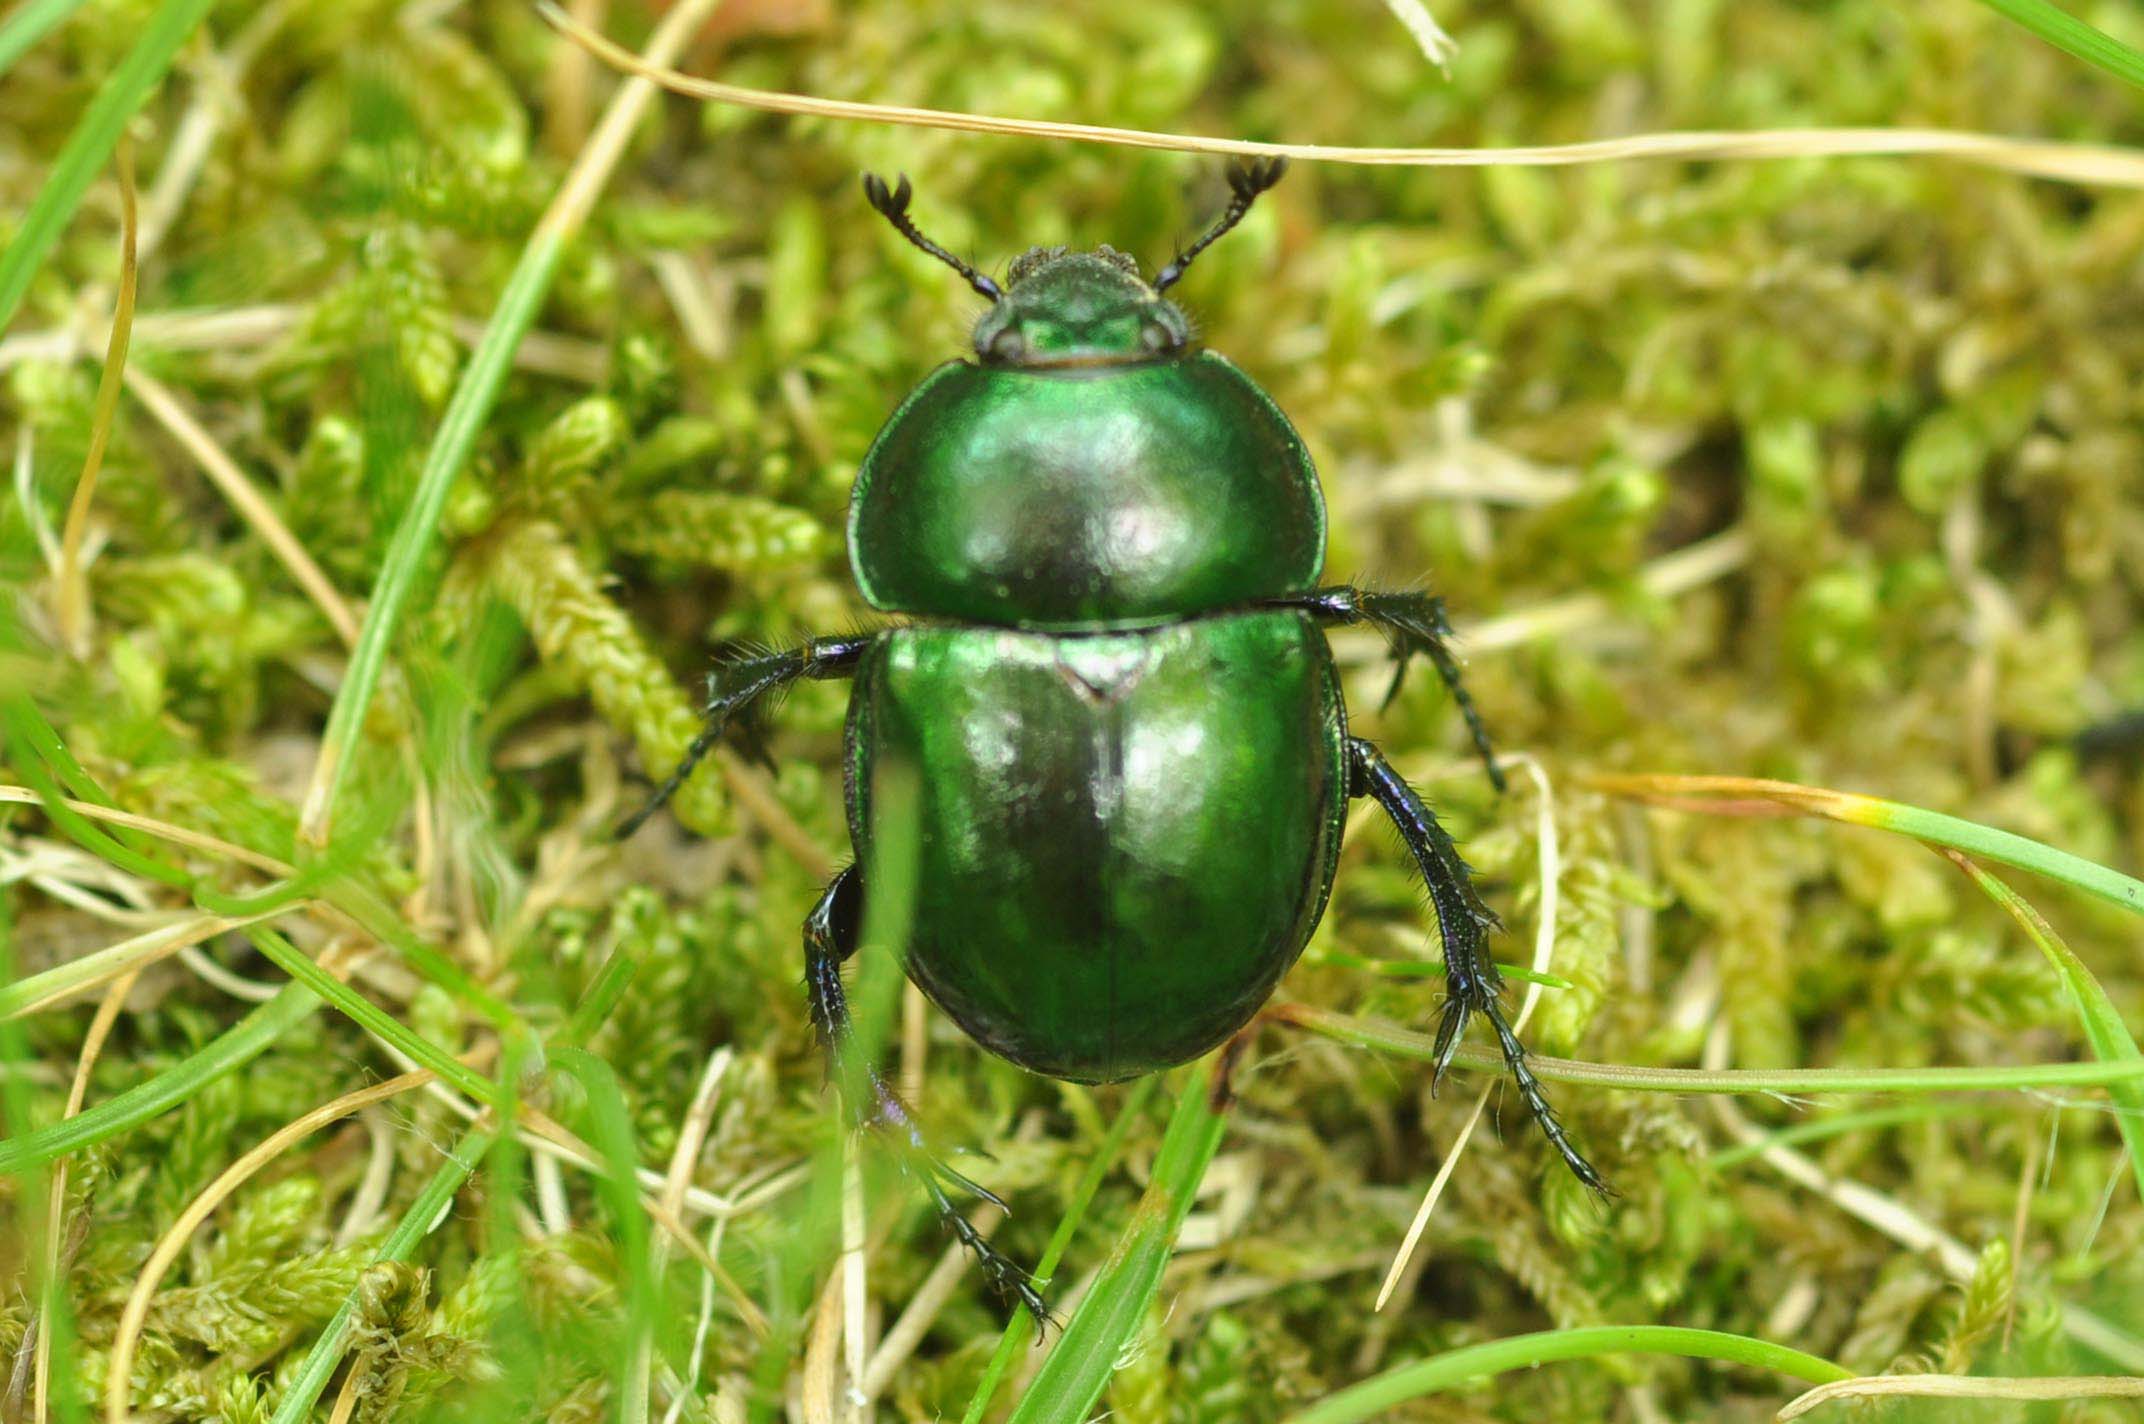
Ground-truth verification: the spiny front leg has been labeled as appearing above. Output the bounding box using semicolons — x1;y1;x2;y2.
802;866;1056;1325
1280;586;1504;792
617;634;871;838
1347;737;1608;1195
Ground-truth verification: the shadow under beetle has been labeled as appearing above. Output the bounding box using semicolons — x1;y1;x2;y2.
624;160;1606;1320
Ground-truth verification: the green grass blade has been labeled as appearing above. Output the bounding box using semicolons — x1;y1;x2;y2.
0;913;283;1019
1592;775;2144;916
243;926;499;1104
551;1047;658;1420
297;0;720;845
1973;0;2144;91
265;1121;498;1424
0;0;86;79
0;852;88;1423
1007;1060;1228;1424
1952;855;2144;1209
1852;798;2144;915
961;1075;1161;1424
1282;1326;1852;1423
1706;1101;1988;1170
297;236;565;839
0;0;212;333
1286;1003;2144;1095
1;697;190;888
264;938;637;1424
0;982;319;1175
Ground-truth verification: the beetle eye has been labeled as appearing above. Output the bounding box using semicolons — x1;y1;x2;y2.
1139;321;1173;353
988;327;1027;361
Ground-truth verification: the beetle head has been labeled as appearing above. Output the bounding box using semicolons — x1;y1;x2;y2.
861;159;1287;370
970;247;1189;367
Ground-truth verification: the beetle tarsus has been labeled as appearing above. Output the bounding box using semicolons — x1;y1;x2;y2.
1347;737;1608;1196
802;865;1057;1322
1289;585;1505;793
618;635;870;838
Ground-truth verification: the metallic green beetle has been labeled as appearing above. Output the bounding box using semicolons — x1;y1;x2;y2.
626;161;1603;1316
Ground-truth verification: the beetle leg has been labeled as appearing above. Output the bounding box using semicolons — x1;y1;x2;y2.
802;866;1057;1325
1285;587;1504;792
1346;737;1609;1196
618;634;872;838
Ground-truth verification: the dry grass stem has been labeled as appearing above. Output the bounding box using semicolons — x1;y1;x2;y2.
1775;1373;2144;1420
104;1069;442;1424
121;367;362;647
54;136;138;656
33;968;140;1422
540;4;2144;187
0;787;294;875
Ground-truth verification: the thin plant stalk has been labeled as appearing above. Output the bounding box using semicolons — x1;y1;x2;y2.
1946;851;2144;1208
0;0;212;333
1972;0;2144;91
294;0;725;845
1006;1059;1230;1424
1282;1326;1852;1423
539;3;2144;189
960;1075;1161;1424
1281;1002;2144;1095
1587;773;2144;915
54;134;137;654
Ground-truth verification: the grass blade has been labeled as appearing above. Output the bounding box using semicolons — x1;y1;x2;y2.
0;0;212;333
0;982;319;1175
1973;0;2144;91
1282;1002;2144;1095
1007;1059;1229;1424
1587;774;2144;916
0;0;86;79
551;1047;658;1420
294;0;724;844
1281;1325;1852;1423
264;1121;498;1424
1947;851;2144;1209
244;926;500;1104
960;1075;1161;1424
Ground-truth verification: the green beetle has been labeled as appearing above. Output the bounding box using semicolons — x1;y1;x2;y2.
626;161;1603;1317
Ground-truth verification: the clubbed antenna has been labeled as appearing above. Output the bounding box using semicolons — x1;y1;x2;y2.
862;172;1003;300
1153;157;1288;293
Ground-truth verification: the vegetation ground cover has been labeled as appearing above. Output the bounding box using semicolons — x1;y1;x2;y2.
4;0;2144;1419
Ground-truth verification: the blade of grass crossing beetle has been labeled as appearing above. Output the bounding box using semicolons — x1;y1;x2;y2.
750;766;920;1406
961;1074;1161;1424
0;0;212;331
1972;0;2144;91
1007;1058;1228;1424
1950;853;2144;1208
1281;1326;1852;1424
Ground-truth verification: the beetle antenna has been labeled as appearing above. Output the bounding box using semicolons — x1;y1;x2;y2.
1152;157;1287;293
862;172;1003;300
